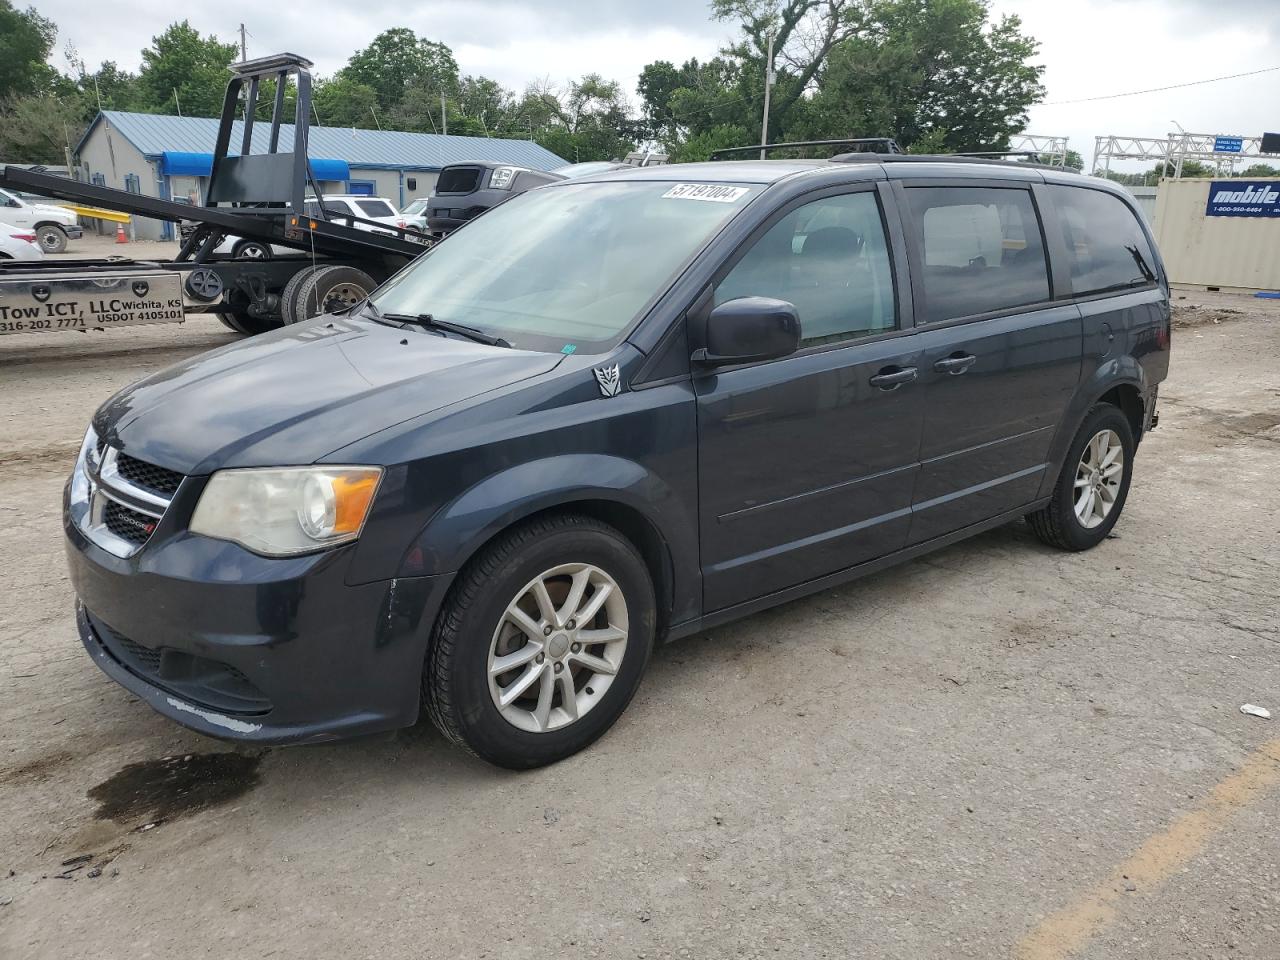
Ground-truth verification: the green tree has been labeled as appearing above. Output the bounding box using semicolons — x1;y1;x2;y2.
136;22;238;117
340;29;459;113
0;1;59;99
1237;163;1280;178
808;0;1044;151
312;75;380;128
0;93;85;163
640;0;1044;157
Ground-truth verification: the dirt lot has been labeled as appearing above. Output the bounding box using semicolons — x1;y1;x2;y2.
1;289;1278;960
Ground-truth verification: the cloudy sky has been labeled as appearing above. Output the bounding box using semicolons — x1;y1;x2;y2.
37;0;1280;170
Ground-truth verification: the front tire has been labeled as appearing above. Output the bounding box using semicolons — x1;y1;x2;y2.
425;514;656;769
1028;403;1135;551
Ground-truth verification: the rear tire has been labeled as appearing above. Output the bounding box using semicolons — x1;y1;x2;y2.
214;293;282;336
284;265;376;324
425;514;656;769
36;225;68;254
1028;403;1135;551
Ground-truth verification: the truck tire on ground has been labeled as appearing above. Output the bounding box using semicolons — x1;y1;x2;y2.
216;293;284;336
288;265;376;324
35;225;68;254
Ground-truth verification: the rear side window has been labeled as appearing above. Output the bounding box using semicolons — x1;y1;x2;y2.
355;199;395;218
906;187;1050;324
715;191;896;347
1048;186;1157;295
437;167;481;193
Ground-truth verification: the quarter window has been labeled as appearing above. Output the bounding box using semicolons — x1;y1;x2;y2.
1048;186;1157;295
906;187;1050;324
715;192;896;347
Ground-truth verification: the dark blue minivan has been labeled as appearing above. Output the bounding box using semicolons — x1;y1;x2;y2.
65;156;1170;767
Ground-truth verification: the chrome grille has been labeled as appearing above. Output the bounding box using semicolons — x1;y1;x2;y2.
70;437;183;558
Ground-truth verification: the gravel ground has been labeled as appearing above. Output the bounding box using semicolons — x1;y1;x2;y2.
0;290;1277;960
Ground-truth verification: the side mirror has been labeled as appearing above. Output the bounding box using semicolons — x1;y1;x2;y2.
694;296;801;367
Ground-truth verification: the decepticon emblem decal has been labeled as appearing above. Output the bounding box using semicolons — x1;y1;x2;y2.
593;364;621;398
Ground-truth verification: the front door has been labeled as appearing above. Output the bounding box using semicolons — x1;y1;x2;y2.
896;183;1082;543
695;188;925;612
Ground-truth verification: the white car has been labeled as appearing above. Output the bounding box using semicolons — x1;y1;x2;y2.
0;220;44;261
399;197;430;234
214;195;413;259
0;188;83;253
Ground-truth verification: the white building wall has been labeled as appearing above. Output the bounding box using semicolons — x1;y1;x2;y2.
75;122;167;240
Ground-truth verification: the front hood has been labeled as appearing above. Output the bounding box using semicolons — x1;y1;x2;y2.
32;203;74;221
96;316;562;474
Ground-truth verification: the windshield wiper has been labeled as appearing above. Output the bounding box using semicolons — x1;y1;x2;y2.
1125;244;1157;284
369;305;510;348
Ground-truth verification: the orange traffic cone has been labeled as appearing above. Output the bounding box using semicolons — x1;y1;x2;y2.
115;223;127;244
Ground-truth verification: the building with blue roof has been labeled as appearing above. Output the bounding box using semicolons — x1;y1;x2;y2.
74;110;566;240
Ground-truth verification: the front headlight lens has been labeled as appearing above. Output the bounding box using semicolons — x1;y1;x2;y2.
70;424;98;503
190;466;382;556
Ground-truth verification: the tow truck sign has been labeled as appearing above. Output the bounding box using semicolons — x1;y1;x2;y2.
0;272;185;335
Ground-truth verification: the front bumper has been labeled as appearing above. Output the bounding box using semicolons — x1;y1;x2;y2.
64;224;84;240
66;512;454;745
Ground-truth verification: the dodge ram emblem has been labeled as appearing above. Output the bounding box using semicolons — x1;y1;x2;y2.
593;365;621;398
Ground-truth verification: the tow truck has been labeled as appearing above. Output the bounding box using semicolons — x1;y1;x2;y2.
0;53;426;337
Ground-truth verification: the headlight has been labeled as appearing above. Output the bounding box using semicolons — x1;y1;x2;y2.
489;166;517;190
70;425;98;503
190;466;382;557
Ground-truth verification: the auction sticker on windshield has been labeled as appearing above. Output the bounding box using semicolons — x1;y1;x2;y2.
662;184;751;203
0;272;185;335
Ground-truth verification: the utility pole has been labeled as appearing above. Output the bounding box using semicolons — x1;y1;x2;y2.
173;88;182;117
441;92;448;136
759;32;776;160
239;23;248;62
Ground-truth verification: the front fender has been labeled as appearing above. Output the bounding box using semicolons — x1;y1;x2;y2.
399;454;700;618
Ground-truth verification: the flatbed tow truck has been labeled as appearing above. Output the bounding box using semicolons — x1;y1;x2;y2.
0;53;426;337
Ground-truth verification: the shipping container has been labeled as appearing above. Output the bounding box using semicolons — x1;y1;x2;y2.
1152;177;1280;292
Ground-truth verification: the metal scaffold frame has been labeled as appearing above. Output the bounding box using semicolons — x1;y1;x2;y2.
1092;132;1280;178
1009;134;1071;167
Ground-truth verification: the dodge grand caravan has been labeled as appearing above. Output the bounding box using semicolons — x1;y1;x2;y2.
65;156;1170;768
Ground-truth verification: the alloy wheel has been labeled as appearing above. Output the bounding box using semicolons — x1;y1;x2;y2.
1074;428;1125;529
487;563;628;733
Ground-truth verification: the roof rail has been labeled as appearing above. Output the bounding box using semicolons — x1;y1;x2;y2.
710;137;903;161
829;152;1079;173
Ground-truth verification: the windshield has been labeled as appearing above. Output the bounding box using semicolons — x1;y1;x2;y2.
370;180;760;353
402;198;428;215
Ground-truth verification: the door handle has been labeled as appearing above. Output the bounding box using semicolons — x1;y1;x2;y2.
933;353;977;375
869;366;918;390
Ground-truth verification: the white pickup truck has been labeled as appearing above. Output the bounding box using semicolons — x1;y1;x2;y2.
0;187;84;253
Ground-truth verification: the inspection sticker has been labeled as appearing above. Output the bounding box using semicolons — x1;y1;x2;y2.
661;183;751;203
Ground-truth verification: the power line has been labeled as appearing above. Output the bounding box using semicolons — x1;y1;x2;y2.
1043;64;1280;106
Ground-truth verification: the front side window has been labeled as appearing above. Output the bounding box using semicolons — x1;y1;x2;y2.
907;187;1050;324
371;180;761;353
714;192;896;346
1049;186;1157;295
